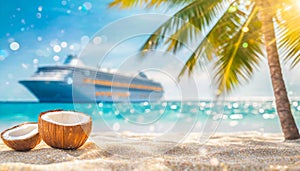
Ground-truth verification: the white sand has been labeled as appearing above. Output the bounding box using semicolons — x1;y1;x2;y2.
1;132;300;170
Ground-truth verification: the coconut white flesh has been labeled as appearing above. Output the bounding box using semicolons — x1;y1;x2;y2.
2;124;38;140
41;111;90;126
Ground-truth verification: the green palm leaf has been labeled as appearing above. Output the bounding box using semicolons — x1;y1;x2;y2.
277;5;300;68
210;4;263;93
141;0;232;53
143;0;263;93
178;1;249;77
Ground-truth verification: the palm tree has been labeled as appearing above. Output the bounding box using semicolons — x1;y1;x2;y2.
109;0;300;140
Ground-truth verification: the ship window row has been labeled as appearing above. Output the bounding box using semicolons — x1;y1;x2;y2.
84;78;163;91
71;69;158;87
34;70;71;77
95;92;129;97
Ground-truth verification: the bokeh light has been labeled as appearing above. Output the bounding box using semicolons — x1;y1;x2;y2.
36;13;42;19
9;42;20;51
61;41;68;48
82;2;92;11
81;36;90;45
242;42;248;48
93;36;102;44
53;55;60;61
242;27;249;32
33;58;39;64
53;45;61;53
37;6;43;12
61;0;67;6
37;36;43;42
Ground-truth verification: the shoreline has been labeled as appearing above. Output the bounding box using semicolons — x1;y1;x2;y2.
1;132;300;170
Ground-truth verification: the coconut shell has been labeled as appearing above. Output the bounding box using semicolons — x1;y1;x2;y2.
1;122;41;151
38;110;92;150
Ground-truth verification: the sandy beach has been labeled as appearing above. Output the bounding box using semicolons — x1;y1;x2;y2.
1;132;300;170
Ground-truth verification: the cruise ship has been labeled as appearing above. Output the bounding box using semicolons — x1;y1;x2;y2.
19;55;164;102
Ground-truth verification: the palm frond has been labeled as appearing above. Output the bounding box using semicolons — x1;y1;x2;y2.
211;4;263;93
141;0;232;53
178;1;263;94
277;5;300;68
140;0;263;94
178;39;213;78
177;1;237;78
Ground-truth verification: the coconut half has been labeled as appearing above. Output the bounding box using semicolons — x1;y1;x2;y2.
1;122;41;151
38;110;92;149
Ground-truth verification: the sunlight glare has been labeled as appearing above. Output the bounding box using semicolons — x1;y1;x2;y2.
297;1;300;9
289;0;300;11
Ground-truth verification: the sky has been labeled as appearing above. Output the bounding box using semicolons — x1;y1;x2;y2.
0;0;300;101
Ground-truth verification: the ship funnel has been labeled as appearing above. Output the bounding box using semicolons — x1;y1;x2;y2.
63;55;85;66
138;72;148;78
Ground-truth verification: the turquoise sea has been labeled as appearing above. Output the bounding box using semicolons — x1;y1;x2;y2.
1;101;300;134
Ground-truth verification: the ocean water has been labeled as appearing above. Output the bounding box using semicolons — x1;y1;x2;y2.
1;101;300;134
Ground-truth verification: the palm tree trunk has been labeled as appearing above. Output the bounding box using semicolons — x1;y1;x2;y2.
258;0;300;139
